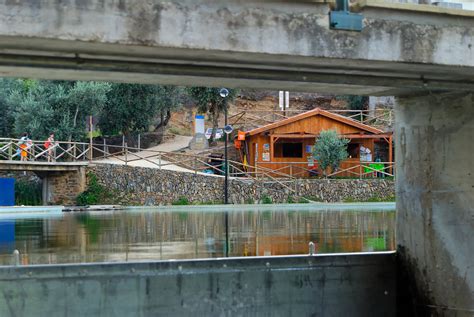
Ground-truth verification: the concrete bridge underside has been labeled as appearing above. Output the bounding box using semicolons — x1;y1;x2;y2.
0;0;473;315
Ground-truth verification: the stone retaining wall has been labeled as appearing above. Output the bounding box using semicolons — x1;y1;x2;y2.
88;164;395;205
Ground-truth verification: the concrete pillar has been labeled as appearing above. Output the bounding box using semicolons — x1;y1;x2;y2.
41;175;50;206
396;92;473;315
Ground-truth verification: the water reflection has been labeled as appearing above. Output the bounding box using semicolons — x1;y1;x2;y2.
0;207;395;265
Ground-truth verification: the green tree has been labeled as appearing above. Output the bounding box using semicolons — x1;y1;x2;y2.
10;80;110;141
154;85;184;133
187;87;237;142
0;79;21;137
99;83;181;136
57;81;110;141
313;130;349;177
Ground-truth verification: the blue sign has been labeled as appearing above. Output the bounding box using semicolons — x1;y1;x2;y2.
0;178;15;206
0;221;15;253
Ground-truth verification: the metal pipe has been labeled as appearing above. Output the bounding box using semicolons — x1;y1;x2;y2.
224;100;229;257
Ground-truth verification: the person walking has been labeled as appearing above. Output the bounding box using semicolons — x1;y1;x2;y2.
44;133;55;162
18;133;29;162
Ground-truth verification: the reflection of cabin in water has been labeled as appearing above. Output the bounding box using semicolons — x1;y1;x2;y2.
239;108;393;177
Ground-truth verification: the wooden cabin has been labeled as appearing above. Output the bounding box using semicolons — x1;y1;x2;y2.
238;108;393;178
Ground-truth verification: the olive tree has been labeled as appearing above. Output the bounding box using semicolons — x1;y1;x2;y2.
186;87;237;143
313;130;349;177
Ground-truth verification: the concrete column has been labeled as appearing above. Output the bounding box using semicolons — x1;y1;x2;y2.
396;93;474;315
41;175;50;206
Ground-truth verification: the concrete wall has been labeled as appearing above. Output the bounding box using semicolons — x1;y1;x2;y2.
396;92;474;315
0;253;396;317
88;164;395;205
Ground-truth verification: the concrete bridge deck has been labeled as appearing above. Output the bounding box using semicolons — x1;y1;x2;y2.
0;161;88;172
0;0;472;96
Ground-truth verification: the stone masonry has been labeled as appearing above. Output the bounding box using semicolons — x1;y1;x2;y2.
41;168;87;205
87;164;395;205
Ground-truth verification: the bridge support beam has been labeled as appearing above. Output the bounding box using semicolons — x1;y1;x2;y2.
396;93;474;315
38;168;87;205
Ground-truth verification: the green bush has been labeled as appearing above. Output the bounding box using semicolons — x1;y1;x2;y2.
313;130;349;177
261;195;272;204
15;180;42;206
76;172;110;205
172;197;190;205
286;195;295;204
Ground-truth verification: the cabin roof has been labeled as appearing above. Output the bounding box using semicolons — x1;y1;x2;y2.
245;108;385;136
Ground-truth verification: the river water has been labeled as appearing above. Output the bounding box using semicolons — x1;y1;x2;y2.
0;204;395;265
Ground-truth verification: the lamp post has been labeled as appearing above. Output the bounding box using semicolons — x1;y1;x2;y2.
219;88;232;257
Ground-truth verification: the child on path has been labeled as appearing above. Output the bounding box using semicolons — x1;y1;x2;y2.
18;133;29;162
44;133;55;162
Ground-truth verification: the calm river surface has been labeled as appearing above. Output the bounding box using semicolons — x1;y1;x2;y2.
0;204;395;265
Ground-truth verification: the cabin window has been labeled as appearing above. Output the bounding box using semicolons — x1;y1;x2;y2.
274;142;303;158
347;143;359;159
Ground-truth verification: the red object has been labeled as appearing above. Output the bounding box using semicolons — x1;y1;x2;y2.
234;140;242;149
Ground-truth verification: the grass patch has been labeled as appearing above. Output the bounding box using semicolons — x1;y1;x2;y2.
194;200;223;205
172;197;190;205
343;195;396;203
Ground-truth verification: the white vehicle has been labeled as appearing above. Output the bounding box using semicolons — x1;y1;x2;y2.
205;128;224;140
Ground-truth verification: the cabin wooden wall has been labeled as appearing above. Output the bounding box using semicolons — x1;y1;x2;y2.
244;115;379;178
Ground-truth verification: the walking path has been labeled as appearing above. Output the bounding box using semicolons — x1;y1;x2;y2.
94;135;205;174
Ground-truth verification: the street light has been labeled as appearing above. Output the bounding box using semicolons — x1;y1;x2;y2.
220;88;232;257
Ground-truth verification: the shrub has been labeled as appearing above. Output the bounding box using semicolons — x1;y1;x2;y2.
286;195;295;204
172;197;190;205
76;172;110;205
261;195;272;204
313;130;349;177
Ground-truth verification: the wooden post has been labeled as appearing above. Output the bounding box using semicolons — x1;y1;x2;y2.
8;141;12;160
124;142;128;165
89;115;93;161
103;138;106;158
138;134;141;151
388;135;393;175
